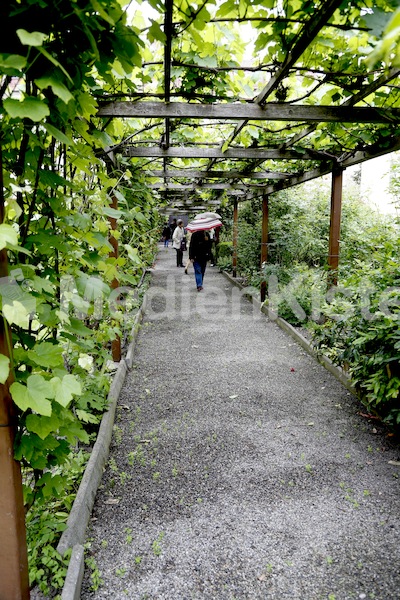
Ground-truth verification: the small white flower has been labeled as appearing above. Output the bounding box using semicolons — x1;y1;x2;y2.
78;354;94;371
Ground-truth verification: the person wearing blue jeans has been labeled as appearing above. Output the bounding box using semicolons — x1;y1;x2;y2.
162;223;171;247
189;230;211;291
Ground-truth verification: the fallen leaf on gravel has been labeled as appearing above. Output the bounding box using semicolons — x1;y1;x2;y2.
258;574;267;581
358;411;380;420
105;498;120;505
388;460;400;466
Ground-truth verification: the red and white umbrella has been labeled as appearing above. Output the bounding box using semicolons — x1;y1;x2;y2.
186;216;222;232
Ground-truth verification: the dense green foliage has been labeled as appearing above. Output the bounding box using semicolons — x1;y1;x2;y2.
313;233;400;426
1;1;160;594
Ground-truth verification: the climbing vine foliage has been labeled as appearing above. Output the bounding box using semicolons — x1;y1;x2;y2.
0;1;159;516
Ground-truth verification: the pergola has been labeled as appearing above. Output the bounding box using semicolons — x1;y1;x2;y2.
3;2;400;598
95;0;400;293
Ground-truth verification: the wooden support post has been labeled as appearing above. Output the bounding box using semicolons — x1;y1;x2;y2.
328;168;344;287
232;199;238;278
0;145;30;600
260;194;269;303
109;195;121;362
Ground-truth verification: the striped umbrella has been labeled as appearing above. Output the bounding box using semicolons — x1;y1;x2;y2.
194;211;222;220
186;216;222;232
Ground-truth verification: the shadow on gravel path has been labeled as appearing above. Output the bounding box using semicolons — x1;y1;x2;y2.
81;245;400;600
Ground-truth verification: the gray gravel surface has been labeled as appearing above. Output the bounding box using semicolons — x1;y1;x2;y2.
81;246;400;600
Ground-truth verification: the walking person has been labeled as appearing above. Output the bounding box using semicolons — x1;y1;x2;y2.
162;223;171;248
170;218;177;238
172;219;185;267
188;230;211;291
184;230;192;274
208;227;216;266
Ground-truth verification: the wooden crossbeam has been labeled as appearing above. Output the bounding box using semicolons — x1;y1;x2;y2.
147;169;289;179
125;147;323;160
284;67;400;149
98;101;400;123
162;190;245;196
243;133;400;198
148;183;268;189
340;135;400;167
228;0;344;144
199;0;345;175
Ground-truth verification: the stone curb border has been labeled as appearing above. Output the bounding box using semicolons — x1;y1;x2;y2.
221;270;356;396
57;299;147;600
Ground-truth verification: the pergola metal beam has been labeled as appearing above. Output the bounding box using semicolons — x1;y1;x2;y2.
98;101;400;123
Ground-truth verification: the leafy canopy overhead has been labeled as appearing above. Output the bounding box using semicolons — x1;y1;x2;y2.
93;0;400;210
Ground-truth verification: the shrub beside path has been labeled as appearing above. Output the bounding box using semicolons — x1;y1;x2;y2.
81;246;400;599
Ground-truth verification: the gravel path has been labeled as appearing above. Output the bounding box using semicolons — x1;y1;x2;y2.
81;246;400;600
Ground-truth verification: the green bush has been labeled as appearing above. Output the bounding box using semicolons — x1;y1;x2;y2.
237;222;262;275
260;263;327;326
313;243;400;426
25;451;88;595
216;241;233;261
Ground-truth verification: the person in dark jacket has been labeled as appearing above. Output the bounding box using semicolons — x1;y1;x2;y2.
189;230;211;291
162;223;171;247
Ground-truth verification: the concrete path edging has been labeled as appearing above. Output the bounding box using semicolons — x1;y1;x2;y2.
57;302;146;599
61;544;84;600
57;358;128;557
221;270;356;397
